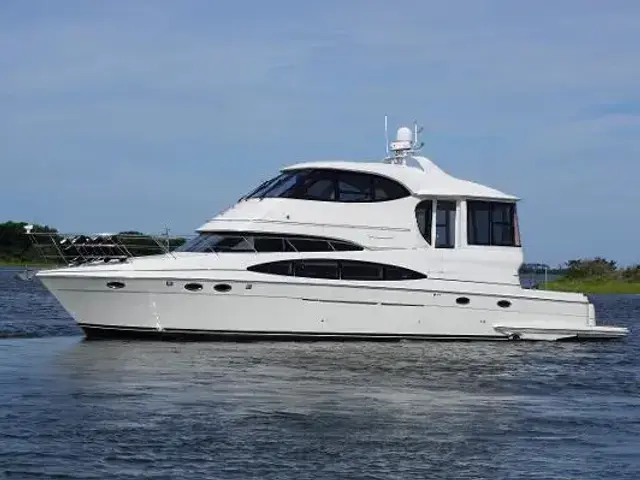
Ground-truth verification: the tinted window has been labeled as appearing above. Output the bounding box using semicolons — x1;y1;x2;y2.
384;265;425;280
294;260;339;279
468;203;490;245
341;261;383;280
267;173;307;198
288;238;333;252
435;200;456;248
301;175;336;201
331;240;361;251
338;172;373;202
241;174;286;199
214;235;252;252
253;237;284;252
248;260;293;276
467;201;519;247
177;234;212;252
247;259;426;280
244;171;309;199
244;168;410;203
176;233;363;253
373;176;411;201
415;200;433;245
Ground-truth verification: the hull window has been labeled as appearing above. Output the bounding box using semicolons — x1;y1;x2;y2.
248;259;426;281
383;265;425;280
341;260;384;281
295;260;340;279
241;168;410;203
467;201;520;247
257;261;294;276
177;232;364;253
184;283;204;292
456;296;470;305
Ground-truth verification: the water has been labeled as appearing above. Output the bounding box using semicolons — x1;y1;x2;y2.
1;267;639;479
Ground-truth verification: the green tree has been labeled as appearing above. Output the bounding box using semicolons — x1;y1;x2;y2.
564;257;618;279
0;221;58;262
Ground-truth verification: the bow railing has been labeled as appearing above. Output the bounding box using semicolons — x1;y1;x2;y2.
22;228;191;267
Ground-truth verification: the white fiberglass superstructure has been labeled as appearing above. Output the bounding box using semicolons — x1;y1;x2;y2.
37;122;628;341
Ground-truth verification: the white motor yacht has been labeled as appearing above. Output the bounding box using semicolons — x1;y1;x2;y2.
36;122;629;341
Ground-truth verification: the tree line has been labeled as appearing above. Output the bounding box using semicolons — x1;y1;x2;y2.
520;258;640;281
562;257;640;282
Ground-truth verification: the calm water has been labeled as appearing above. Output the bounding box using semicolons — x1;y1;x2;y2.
0;268;639;479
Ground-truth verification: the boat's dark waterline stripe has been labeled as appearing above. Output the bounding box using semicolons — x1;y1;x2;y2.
78;323;508;342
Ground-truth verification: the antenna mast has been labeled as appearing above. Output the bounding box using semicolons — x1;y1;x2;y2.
384;115;389;156
384;119;425;165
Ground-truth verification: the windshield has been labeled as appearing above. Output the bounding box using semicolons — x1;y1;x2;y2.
241;168;410;202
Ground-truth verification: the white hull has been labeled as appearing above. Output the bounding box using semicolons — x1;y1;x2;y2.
38;273;629;341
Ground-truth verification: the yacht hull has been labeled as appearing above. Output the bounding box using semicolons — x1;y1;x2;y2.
38;274;629;342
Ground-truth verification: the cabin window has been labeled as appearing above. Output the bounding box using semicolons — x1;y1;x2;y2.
247;259;427;280
253;236;287;253
176;232;364;253
467;201;520;247
384;265;425;280
338;172;373;202
294;260;340;279
288;237;333;252
256;260;293;276
435;200;456;248
297;171;337;201
242;168;410;202
415;200;433;245
341;260;384;280
373;176;412;201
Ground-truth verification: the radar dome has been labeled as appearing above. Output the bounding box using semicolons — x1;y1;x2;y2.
396;127;413;142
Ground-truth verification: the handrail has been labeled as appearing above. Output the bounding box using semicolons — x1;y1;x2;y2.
23;230;194;267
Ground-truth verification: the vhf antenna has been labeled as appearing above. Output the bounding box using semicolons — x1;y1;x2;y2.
384;115;389;156
413;120;425;150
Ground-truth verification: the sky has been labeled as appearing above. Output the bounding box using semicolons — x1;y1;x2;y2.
1;0;639;266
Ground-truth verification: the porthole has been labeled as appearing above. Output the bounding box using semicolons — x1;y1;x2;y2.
106;281;125;289
214;283;232;293
456;297;470;305
497;300;512;308
184;283;203;292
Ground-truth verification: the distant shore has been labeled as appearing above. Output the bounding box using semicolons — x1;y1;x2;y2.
541;278;640;294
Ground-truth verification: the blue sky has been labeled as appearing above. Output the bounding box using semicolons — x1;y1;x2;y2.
1;0;639;266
